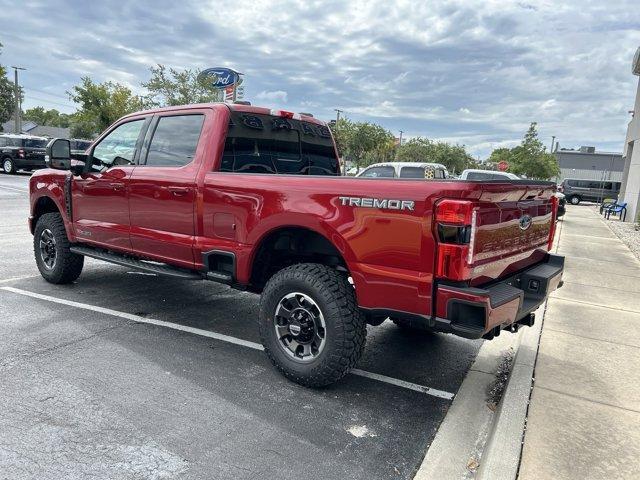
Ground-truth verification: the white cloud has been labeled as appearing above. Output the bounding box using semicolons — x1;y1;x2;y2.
0;0;638;157
255;90;288;103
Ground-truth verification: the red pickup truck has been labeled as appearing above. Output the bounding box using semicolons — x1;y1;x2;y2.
29;103;564;387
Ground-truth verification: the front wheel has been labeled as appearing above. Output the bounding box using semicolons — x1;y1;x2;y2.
34;213;84;284
258;263;366;387
569;195;580;205
2;157;15;174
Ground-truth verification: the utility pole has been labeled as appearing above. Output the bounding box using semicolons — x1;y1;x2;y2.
334;108;343;124
398;130;404;146
11;66;26;134
550;135;556;152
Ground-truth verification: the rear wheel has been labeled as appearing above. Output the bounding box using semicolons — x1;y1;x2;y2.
2;157;15;174
34;213;84;284
569;195;580;205
258;263;366;387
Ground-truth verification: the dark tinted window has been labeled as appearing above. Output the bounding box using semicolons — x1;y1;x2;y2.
24;138;47;148
220;113;339;175
71;140;92;151
467;171;508;180
400;166;425;178
360;166;395;178
0;137;6;147
145;115;204;167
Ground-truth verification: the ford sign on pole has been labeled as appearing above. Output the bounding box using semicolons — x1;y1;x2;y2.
198;67;240;89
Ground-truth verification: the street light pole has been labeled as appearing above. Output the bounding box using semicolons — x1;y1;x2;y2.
11;66;26;134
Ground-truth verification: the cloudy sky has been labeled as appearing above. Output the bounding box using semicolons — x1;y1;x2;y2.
1;0;639;157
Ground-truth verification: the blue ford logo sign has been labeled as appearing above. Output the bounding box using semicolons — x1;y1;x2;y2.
198;67;240;89
519;214;533;230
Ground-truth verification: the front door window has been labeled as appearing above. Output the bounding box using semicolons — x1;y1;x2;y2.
91;120;145;171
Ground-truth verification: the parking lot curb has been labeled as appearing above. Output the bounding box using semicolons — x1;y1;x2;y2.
414;324;524;479
475;302;545;480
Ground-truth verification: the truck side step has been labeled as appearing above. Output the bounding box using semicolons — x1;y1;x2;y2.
70;246;204;280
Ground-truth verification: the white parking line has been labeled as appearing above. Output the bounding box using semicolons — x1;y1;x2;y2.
1;286;455;400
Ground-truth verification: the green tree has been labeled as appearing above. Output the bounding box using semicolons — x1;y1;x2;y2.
397;137;476;175
141;64;222;107
329;118;395;172
508;123;560;179
23;107;71;128
0;43;17;130
67;77;145;138
487;147;511;165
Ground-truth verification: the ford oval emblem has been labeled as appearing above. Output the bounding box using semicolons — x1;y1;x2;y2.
519;214;533;230
198;67;240;89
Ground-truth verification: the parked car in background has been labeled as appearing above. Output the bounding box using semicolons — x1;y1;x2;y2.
559;178;621;205
555;192;566;217
0;134;48;174
459;169;520;181
356;162;449;179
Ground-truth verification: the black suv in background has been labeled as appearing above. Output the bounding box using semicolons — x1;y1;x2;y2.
560;178;621;205
0;134;48;174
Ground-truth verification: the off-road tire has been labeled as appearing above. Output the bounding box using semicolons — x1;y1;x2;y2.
2;157;15;174
34;213;84;284
258;263;366;387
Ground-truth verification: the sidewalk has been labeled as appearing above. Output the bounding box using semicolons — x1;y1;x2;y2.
518;206;640;479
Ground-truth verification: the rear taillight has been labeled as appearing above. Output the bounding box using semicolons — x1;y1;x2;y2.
548;196;559;250
435;200;477;281
17;149;25;158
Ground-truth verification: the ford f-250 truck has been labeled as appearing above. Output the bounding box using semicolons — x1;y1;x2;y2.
29;103;564;387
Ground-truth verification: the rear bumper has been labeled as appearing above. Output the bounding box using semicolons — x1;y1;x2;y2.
434;253;564;339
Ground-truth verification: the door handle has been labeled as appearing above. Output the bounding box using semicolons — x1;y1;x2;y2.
168;186;190;196
110;182;125;191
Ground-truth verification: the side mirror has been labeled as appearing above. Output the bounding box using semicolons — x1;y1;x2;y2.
45;138;71;170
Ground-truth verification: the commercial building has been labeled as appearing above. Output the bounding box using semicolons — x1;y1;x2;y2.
619;47;640;223
553;146;623;183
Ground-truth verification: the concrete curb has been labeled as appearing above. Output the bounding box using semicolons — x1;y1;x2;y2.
475;303;545;480
414;327;522;479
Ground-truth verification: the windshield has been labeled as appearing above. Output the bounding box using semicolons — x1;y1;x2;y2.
220;112;339;175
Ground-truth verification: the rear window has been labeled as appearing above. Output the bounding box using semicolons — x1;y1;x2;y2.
220;112;339;175
466;171;509;181
399;166;425;178
360;166;395;178
24;138;47;148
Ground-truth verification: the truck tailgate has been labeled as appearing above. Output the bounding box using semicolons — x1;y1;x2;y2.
467;183;556;285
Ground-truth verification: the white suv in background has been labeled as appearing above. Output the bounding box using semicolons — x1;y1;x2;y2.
356;162;449;179
459;169;520;180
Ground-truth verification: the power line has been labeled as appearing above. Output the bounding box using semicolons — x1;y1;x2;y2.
25;95;76;109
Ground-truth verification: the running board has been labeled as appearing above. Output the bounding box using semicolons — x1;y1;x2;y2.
70;246;204;280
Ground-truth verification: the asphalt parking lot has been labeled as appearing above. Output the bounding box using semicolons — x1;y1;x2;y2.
0;173;483;479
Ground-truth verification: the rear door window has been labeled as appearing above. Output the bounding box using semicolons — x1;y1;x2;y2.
24;138;47;148
144;114;204;167
360;166;395;178
399;166;425;178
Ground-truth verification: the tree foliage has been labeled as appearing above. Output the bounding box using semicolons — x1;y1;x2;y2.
487;123;560;179
0;43;17;130
67;77;145;138
397;137;477;174
141;64;222;107
329;118;395;170
23;107;70;128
